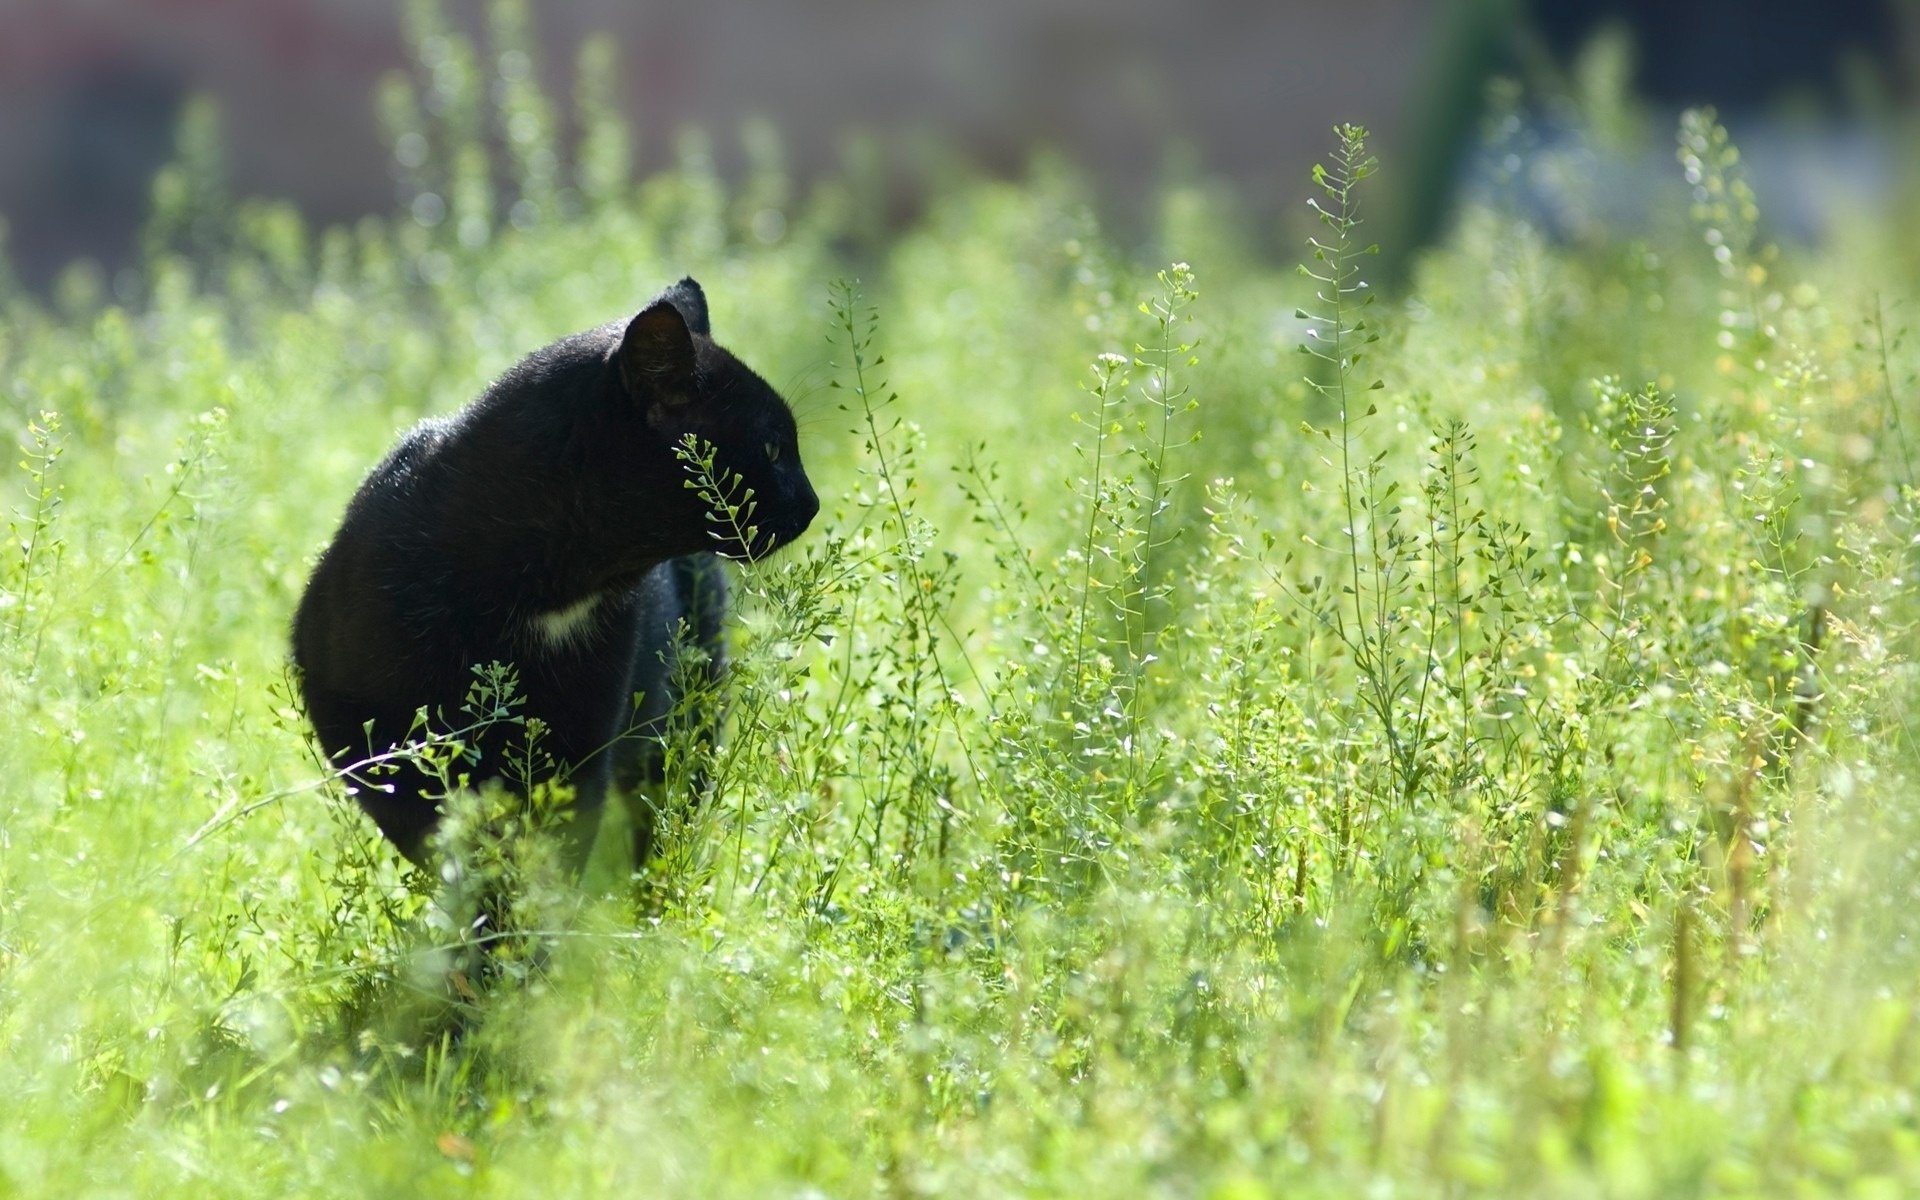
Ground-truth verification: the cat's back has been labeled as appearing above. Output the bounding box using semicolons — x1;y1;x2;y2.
329;328;606;538
294;328;618;672
352;416;452;513
293;417;455;667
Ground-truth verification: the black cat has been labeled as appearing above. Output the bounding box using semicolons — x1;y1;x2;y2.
292;278;818;868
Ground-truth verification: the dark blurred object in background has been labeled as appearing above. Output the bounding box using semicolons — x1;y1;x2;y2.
1533;0;1909;108
0;1;406;289
1393;0;1914;277
0;0;1912;294
0;0;1432;291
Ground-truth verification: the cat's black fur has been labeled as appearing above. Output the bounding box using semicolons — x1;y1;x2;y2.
292;278;817;867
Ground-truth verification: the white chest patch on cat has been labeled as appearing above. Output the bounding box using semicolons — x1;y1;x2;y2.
530;592;605;650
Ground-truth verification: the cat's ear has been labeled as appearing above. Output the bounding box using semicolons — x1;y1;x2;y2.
662;276;711;337
617;299;696;405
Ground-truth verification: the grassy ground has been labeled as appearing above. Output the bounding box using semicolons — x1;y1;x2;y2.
6;17;1920;1197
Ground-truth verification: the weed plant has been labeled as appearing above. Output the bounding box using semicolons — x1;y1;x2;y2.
4;7;1920;1195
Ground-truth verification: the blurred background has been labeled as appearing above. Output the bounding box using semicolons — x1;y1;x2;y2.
0;0;1913;293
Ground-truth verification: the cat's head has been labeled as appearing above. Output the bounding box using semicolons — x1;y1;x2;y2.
612;277;819;561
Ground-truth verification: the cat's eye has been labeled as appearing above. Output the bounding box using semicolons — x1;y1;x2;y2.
765;441;781;463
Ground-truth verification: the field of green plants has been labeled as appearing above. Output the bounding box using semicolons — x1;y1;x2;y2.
6;11;1920;1197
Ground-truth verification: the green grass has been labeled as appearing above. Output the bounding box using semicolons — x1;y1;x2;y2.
6;14;1920;1194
